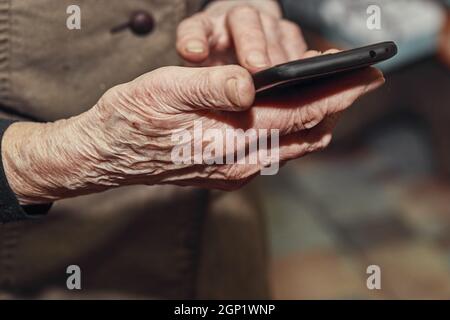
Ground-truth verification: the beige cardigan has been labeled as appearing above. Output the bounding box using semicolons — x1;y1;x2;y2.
0;0;268;299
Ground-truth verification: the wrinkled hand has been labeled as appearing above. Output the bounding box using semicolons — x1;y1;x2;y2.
2;53;384;204
177;0;306;71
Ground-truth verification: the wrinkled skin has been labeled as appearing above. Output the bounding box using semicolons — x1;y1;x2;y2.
1;0;385;205
3;58;384;204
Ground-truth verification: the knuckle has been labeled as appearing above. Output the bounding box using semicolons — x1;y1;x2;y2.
177;18;189;34
238;27;263;44
176;21;193;42
177;14;211;43
188;68;240;109
204;68;226;99
198;13;213;29
297;105;326;130
281;20;301;34
262;14;278;29
150;66;177;79
178;13;203;31
224;165;246;181
210;65;249;92
225;65;251;81
144;66;175;89
142;66;192;107
289;121;303;134
186;70;212;106
230;4;257;17
101;83;124;101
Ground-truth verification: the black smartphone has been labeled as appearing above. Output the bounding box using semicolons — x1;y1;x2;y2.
253;41;398;93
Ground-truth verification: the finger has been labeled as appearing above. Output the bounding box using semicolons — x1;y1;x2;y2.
323;48;340;55
250;66;385;135
260;14;288;65
146;65;255;112
227;5;270;72
182;114;341;183
278;113;341;163
279;20;307;61
162;114;342;189
301;49;339;60
177;13;213;63
301;50;321;59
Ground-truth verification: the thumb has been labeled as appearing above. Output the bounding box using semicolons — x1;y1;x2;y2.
149;65;255;112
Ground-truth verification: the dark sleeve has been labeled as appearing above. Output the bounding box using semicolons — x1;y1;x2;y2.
0;120;52;224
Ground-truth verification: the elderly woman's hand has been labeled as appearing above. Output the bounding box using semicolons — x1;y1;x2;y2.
1;55;384;205
177;0;306;71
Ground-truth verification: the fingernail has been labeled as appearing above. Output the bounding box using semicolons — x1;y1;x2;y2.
185;40;205;54
304;119;320;129
246;51;268;68
225;78;242;107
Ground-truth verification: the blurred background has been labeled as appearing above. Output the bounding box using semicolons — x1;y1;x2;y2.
254;0;450;299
